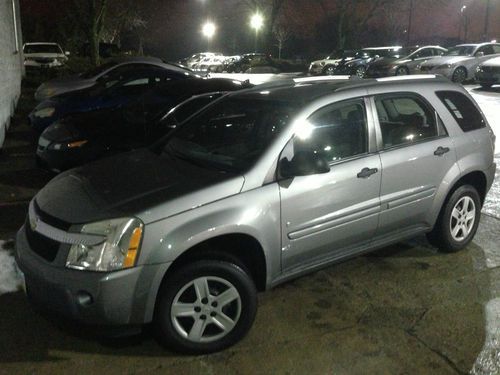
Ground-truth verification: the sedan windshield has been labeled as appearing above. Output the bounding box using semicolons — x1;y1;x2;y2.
24;44;63;54
164;97;295;172
445;46;475;56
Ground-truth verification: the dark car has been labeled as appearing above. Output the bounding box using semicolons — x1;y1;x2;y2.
30;65;194;132
225;53;276;73
475;56;500;88
365;46;447;78
36;78;251;172
334;46;402;77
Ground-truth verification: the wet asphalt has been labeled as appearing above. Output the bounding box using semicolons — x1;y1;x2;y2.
0;81;499;375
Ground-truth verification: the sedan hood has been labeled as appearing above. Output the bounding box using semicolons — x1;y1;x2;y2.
35;149;244;225
482;56;500;67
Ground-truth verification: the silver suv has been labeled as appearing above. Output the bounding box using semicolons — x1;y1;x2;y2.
16;76;496;354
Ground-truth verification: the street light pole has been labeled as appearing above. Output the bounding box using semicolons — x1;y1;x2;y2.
407;0;413;45
484;0;491;40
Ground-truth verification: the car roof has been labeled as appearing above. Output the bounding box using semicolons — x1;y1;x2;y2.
24;42;61;46
363;46;402;50
229;75;452;104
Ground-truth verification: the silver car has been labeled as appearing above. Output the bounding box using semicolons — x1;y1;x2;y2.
475;56;500;88
34;57;199;101
16;76;496;354
419;42;500;83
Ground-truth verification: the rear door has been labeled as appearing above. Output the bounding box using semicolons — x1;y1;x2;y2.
371;92;456;237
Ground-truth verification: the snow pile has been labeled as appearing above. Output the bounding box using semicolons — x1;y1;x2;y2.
0;240;23;295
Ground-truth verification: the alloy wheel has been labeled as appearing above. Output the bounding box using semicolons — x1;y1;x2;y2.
449;196;476;242
170;276;242;343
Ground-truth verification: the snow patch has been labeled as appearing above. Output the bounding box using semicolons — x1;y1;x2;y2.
471;298;500;375
0;240;23;295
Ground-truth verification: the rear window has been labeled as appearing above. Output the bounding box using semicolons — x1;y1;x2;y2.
436;91;485;132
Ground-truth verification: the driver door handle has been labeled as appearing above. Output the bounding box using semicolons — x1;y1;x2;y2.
357;167;379;179
434;146;450;156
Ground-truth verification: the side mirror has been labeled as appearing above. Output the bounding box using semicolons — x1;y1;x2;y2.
476;51;485;58
280;151;330;178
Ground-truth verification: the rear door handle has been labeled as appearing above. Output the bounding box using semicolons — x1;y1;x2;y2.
357;167;379;179
434;146;450;156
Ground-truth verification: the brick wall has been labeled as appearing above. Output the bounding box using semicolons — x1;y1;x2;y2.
0;0;23;148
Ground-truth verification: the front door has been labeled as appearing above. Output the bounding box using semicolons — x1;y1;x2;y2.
280;98;381;272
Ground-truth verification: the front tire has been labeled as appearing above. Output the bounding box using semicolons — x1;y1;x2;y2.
323;65;336;76
155;260;257;354
355;65;366;78
452;67;467;84
427;185;481;252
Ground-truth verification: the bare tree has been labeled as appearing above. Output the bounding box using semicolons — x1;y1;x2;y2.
71;0;109;65
273;22;290;59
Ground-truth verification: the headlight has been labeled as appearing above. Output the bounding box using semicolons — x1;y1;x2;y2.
437;64;453;69
33;107;56;118
48;139;88;150
66;218;144;272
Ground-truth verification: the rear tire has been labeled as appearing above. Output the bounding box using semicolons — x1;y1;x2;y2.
427;185;481;252
395;66;409;76
155;260;257;354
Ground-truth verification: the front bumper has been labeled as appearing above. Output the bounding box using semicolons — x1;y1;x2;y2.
25;60;65;69
16;223;171;326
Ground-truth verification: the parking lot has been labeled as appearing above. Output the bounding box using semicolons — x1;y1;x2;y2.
0;78;498;374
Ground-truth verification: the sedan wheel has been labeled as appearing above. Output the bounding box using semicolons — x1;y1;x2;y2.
395;66;409;76
323;65;335;75
355;66;366;78
156;260;257;354
452;67;467;84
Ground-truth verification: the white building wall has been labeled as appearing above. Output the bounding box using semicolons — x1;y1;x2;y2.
0;0;23;148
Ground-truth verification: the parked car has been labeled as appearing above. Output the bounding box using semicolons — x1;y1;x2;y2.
334;46;402;77
34;57;198;101
23;42;69;69
182;52;223;69
419;42;500;83
30;65;195;132
36;78;251;171
365;45;447;77
192;55;227;73
16;76;495;354
475;56;500;88
225;53;274;73
308;50;357;75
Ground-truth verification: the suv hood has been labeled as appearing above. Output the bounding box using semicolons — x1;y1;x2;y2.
35;149;245;225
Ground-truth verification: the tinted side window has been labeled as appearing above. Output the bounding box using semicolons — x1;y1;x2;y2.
436;91;485;132
295;99;368;163
375;95;438;149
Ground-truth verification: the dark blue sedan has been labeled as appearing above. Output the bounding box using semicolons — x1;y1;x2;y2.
29;64;195;132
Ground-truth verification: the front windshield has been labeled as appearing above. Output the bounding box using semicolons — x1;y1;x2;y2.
445;46;475;56
163;96;295;173
80;61;117;79
388;47;415;58
24;44;63;54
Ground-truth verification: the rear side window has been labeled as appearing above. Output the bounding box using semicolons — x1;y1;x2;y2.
436;91;485;132
374;94;440;149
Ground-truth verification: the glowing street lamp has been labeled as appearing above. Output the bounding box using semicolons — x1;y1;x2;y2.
250;13;264;52
202;21;216;49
